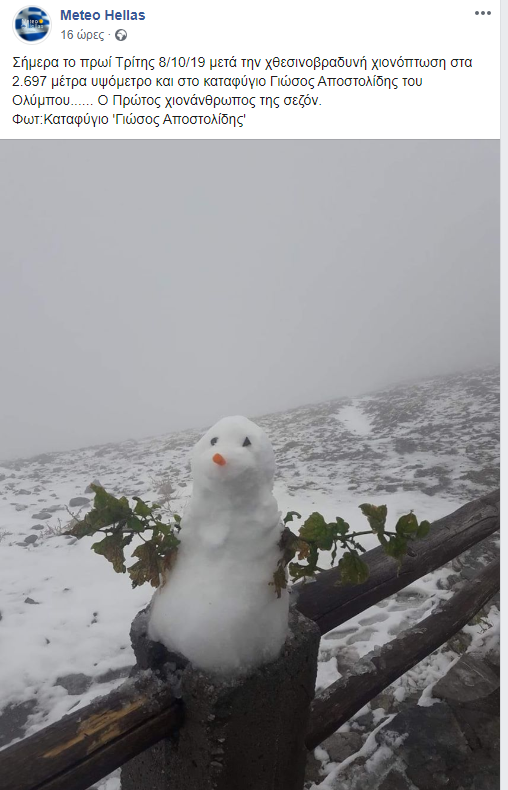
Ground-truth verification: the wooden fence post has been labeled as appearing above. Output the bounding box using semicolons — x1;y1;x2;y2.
122;607;320;790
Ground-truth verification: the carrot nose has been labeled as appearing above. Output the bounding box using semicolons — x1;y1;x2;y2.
212;453;226;466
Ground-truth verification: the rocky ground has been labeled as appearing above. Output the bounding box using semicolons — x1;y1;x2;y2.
0;365;499;789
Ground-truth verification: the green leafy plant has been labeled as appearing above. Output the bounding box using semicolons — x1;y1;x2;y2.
271;504;431;597
67;485;430;597
65;484;181;588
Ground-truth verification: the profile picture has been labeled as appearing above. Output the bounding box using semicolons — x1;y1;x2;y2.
13;6;51;43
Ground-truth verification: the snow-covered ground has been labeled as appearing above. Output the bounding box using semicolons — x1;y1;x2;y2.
334;401;373;437
0;366;499;789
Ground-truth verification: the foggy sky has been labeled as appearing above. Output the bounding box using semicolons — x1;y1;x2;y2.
0;140;499;459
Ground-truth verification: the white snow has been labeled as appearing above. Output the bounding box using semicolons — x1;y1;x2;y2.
315;657;342;691
334;401;373;437
0;535;149;733
314;714;397;786
148;416;289;676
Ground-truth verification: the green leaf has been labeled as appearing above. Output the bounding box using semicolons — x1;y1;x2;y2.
126;516;144;532
299;512;326;541
91;486;116;510
359;503;388;534
158;532;180;553
416;520;430;539
296;539;311;560
288;562;315;580
173;514;181;524
271;565;287;598
308;543;320;572
278;527;298;565
299;512;333;550
133;498;152;518
384;534;408;564
284;511;301;524
91;533;126;574
338;552;370;585
154;521;170;536
88;485;131;528
335;517;350;536
128;543;161;588
395;512;418;537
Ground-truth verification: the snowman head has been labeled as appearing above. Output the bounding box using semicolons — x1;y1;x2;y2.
191;416;276;493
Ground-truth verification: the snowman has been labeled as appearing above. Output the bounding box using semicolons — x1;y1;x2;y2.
147;415;290;676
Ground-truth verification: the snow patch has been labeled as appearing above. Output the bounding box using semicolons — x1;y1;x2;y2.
334;402;373;437
315;657;341;691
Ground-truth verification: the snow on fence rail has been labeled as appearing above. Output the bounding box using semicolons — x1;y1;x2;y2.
0;489;500;790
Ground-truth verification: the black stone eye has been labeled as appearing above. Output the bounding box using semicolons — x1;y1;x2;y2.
210;437;218;446
243;437;251;447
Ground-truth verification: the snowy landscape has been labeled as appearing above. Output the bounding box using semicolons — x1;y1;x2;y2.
0;365;499;790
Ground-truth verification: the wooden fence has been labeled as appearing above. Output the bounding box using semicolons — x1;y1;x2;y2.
0;489;500;790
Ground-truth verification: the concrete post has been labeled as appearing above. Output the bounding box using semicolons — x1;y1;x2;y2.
122;607;320;790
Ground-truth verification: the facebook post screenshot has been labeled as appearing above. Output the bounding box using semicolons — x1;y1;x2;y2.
0;2;501;790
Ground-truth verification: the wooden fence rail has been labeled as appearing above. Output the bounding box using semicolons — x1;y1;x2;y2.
305;557;500;749
1;675;183;790
0;490;500;790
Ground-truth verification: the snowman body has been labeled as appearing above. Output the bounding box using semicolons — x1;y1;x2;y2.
147;416;289;675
